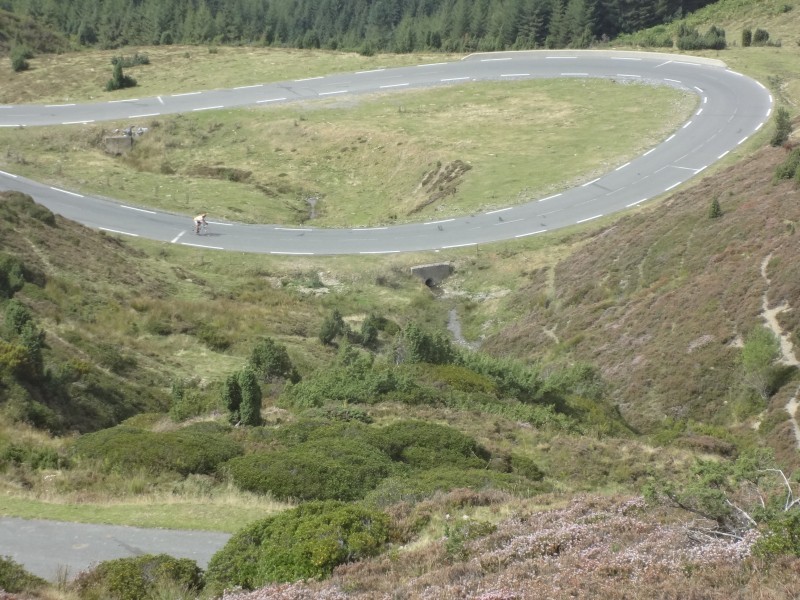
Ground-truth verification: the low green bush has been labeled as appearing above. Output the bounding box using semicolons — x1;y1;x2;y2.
754;511;800;558
205;501;391;592
71;553;202;600
73;426;243;475
367;420;490;469
225;437;394;501
0;555;47;593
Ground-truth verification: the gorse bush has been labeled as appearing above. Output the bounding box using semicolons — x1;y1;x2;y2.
71;553;202;600
73;426;243;475
0;555;46;593
368;420;490;470
205;501;391;592
225;436;395;501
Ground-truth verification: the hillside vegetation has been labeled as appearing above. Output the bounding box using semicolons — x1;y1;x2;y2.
1;0;800;599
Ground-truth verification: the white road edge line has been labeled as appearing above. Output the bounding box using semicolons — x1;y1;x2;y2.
108;98;139;103
486;207;512;215
515;229;546;238
0;170;19;178
183;242;224;250
417;62;447;67
208;221;233;226
295;76;323;82
121;205;157;214
501;73;530;77
319;90;347;96
171;231;185;244
234;84;263;90
257;98;287;104
425;218;455;225
352;227;389;231
615;162;630;171
356;68;386;74
360;250;401;254
275;227;312;231
63;120;94;125
50;187;83;198
626;199;647;207
128;113;160;118
442;242;477;249
577;214;602;224
481;58;512;62
380;83;409;89
100;227;138;237
172;91;201;97
271;251;315;255
45;103;76;107
582;177;600;187
718;150;730;159
540;193;562;201
441;77;469;82
192;106;224;112
665;182;681;191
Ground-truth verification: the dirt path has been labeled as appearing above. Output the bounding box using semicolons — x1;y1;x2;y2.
760;254;800;448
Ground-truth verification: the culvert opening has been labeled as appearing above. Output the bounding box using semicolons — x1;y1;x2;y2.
425;278;435;288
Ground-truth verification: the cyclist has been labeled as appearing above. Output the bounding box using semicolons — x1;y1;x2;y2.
193;213;207;234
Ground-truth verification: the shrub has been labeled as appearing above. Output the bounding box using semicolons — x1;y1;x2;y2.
368;420;490;470
10;46;33;72
110;53;150;67
319;308;346;345
280;362;414;408
71;553;202;600
708;196;722;219
222;372;242;425
0;555;47;593
205;501;391;592
0;254;26;299
238;367;262;426
775;146;800;179
4;299;33;335
106;62;137;91
400;322;455;364
73;426;243;475
0;191;56;227
248;337;298;382
742;27;752;47
771;106;792;147
754;511;800;557
225;437;394;501
753;28;770;45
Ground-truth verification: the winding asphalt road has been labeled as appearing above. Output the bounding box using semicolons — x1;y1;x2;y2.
0;50;772;255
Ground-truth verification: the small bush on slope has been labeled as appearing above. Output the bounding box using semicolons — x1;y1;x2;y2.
0;555;46;594
71;553;202;600
225;437;394;501
205;501;391;594
73;425;242;475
